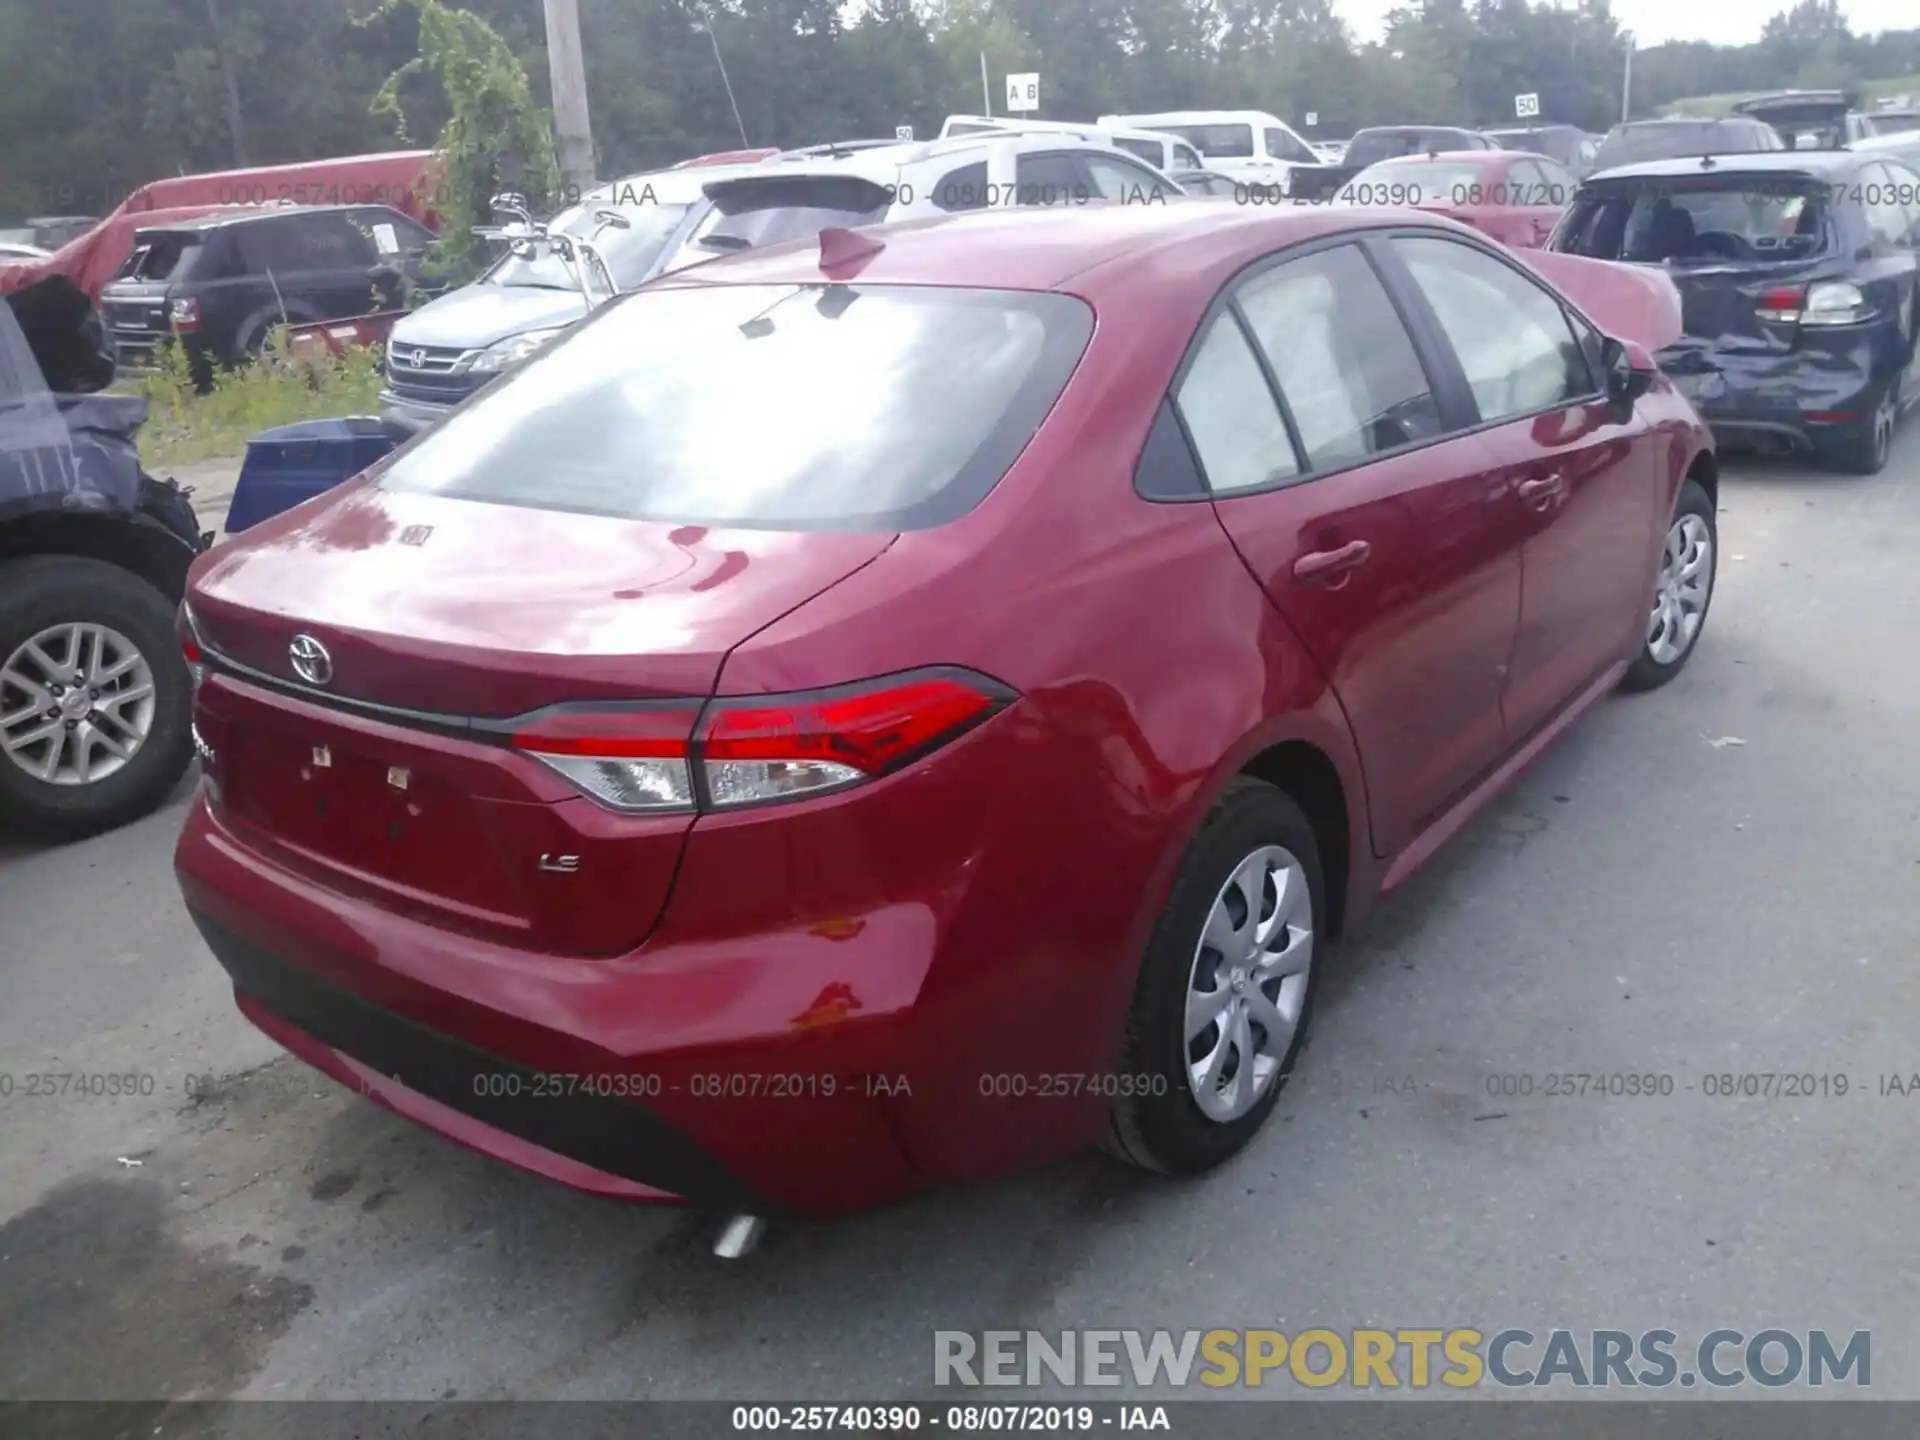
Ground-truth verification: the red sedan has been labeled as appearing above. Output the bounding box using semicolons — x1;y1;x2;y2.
1340;149;1579;248
174;203;1716;1224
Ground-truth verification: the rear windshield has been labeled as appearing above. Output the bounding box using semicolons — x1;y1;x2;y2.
117;233;204;281
1489;130;1567;160
1594;122;1771;170
1145;124;1253;159
1344;160;1490;203
664;178;891;272
1554;178;1832;265
1346;130;1478;167
378;284;1095;531
488;200;692;290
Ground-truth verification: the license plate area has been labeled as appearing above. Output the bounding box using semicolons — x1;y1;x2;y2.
225;728;531;924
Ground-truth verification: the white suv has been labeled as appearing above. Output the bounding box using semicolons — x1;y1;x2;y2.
1098;109;1320;188
658;133;1185;271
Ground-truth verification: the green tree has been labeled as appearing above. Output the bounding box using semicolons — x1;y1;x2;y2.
360;0;561;278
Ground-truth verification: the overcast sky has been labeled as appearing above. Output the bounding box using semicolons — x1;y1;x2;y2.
1333;0;1916;48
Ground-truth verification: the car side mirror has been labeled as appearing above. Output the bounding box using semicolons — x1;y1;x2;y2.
1600;335;1652;406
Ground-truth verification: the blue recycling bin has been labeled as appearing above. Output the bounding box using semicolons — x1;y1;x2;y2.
224;416;399;534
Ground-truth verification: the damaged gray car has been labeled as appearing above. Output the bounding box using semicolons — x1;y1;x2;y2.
1550;149;1920;473
0;276;206;839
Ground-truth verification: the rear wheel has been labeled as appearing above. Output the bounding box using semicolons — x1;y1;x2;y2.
1621;477;1716;693
1107;779;1323;1175
0;557;194;842
1820;371;1901;477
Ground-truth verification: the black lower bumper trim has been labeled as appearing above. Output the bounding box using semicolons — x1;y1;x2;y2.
187;909;770;1213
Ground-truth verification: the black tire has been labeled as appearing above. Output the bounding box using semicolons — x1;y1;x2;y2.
1621;477;1717;694
1106;777;1326;1176
0;556;194;842
1819;370;1901;477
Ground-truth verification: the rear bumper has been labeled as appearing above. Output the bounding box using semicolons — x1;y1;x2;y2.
1663;333;1898;451
173;676;1144;1217
194;908;763;1210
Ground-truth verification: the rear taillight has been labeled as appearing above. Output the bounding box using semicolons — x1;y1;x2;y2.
1755;284;1806;324
511;703;702;814
507;669;1014;815
169;297;202;332
1801;280;1872;326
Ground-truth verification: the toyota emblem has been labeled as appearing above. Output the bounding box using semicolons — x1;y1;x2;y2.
289;634;333;687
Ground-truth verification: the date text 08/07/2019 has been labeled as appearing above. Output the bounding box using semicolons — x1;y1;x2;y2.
730;1405;1169;1432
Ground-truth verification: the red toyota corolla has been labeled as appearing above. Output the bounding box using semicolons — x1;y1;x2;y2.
174;204;1717;1223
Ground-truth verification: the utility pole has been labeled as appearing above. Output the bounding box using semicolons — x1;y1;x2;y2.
1621;33;1635;125
544;0;596;192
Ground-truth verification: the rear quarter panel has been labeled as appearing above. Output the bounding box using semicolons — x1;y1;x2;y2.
708;287;1370;1181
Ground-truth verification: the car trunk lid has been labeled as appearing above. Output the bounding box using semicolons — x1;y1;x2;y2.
189;483;894;955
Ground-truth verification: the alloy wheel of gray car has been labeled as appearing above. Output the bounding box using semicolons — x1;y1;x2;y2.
1184;843;1315;1124
1646;512;1713;669
0;621;157;786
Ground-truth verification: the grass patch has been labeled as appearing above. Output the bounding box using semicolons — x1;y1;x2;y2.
129;336;385;469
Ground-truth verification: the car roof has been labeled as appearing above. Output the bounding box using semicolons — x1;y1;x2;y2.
707;132;1151;187
1612;115;1771;130
642;201;1469;301
1100;110;1290;128
132;203;406;233
1585;149;1871;181
1358;150;1508;165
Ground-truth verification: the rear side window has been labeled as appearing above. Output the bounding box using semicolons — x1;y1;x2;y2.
1155;124;1253;159
1858;163;1915;246
235;215;373;273
1555;178;1832;265
379;284;1094;531
1111;137;1161;164
1173;318;1300;495
1173;143;1204;169
933;162;988;212
118;233;203;281
1235;243;1445;470
1394;237;1593;422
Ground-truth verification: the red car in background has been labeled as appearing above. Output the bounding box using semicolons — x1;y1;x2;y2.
1339;149;1578;248
174;204;1716;1225
0;151;437;303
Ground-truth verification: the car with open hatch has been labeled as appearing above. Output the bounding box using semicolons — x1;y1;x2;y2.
1548;148;1920;472
174;200;1717;1224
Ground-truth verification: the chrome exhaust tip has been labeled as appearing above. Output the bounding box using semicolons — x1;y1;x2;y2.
713;1214;767;1260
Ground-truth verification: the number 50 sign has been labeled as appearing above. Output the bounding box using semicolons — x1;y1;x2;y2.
1007;73;1040;113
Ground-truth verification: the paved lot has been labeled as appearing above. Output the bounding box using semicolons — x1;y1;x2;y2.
3;434;1918;1406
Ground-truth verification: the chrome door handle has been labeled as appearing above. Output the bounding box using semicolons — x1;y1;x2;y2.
1517;474;1566;505
1291;539;1372;586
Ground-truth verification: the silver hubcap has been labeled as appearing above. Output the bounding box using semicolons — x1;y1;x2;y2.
1872;386;1897;465
0;623;156;786
1646;513;1712;667
1185;845;1314;1124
